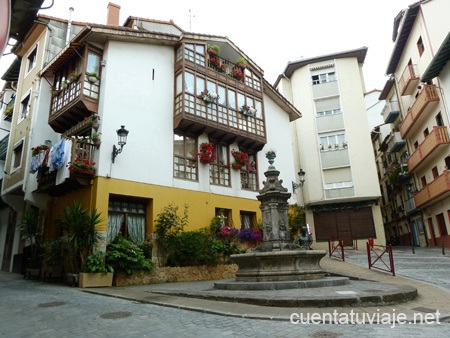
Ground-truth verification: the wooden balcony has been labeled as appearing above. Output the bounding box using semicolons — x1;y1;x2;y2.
408;126;450;172
414;170;450;208
35;139;96;196
49;75;100;133
399;86;440;139
399;64;419;96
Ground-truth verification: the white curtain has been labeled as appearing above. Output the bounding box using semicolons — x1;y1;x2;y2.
128;215;145;243
107;213;125;243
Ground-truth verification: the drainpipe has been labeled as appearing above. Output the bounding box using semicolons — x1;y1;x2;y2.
65;7;74;45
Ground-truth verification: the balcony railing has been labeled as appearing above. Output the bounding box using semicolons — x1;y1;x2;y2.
405;196;417;214
36;139;95;196
408;126;450;172
381;101;400;124
387;131;405;153
400;85;439;139
414;170;450;208
399;64;419;96
49;75;100;133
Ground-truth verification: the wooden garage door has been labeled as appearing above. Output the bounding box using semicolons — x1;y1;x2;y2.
313;207;376;242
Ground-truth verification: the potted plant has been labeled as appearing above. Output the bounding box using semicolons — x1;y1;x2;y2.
240;104;256;117
61;79;69;89
231;69;244;81
231;149;248;170
67;158;96;175
198;89;219;103
86;72;99;84
198;141;216;164
69;71;80;82
61;201;103;285
41;237;63;282
91;132;102;148
79;251;114;288
19;211;42;278
207;44;221;56
234;57;247;69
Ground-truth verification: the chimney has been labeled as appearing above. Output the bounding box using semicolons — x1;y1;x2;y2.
107;2;121;26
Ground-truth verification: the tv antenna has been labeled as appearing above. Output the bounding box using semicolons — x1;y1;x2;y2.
188;9;196;32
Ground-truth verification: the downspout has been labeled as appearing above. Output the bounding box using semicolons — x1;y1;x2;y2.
65;7;74;45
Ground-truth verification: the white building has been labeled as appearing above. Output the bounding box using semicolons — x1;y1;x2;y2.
275;48;386;249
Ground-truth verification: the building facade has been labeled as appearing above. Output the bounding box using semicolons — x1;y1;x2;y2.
382;0;450;248
0;5;301;272
275;48;386;250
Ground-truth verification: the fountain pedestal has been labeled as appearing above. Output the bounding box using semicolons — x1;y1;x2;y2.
231;249;326;282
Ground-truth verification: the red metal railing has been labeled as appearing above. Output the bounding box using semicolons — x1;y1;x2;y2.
366;242;395;276
328;237;345;261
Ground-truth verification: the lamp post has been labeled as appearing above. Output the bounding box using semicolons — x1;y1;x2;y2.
111;125;129;163
292;169;305;193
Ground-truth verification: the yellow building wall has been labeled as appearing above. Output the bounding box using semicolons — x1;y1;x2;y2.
93;177;262;235
44;177;262;239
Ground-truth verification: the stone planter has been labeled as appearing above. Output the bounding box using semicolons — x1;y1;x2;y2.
79;272;113;288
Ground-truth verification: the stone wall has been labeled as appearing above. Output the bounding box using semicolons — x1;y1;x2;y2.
114;264;238;287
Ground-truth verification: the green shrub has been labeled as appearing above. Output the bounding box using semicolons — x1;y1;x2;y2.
107;235;154;275
154;204;188;266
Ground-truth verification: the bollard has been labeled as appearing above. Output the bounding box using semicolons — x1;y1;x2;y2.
442;240;445;256
412;241;415;254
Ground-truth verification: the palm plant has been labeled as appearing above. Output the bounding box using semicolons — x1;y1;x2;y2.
19;211;41;269
61;201;103;273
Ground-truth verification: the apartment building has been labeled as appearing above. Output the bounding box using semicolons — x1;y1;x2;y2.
0;4;301;272
380;0;450;248
275;48;386;250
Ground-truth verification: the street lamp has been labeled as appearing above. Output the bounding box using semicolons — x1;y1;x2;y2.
111;125;129;163
292;169;306;193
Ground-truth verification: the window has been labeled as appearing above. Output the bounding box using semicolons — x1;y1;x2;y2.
417;37;425;56
26;46;37;73
436;112;444;127
436;213;448;236
423;128;429;138
184;43;205;67
432;166;439;179
324;181;353;190
19;93;31;121
320;132;346;150
421;175;427;187
12;140;24;169
210;143;230;186
173;133;197;180
240;152;258;191
312;72;336;85
215;208;232;227
240;211;256;229
414;141;419;149
316;109;340;117
106;198;147;243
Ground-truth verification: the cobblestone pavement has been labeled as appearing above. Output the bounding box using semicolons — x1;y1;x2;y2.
1;269;449;338
344;246;450;290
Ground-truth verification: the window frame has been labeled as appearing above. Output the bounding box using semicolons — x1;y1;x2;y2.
173;133;198;181
26;44;38;75
12;139;24;171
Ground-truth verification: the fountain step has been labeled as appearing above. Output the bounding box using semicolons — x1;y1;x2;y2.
214;276;349;290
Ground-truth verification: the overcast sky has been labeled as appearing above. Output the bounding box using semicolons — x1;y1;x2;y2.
1;0;415;90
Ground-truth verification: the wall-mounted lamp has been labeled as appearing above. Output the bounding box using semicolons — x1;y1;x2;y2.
101;60;106;67
111;125;129;163
292;168;306;193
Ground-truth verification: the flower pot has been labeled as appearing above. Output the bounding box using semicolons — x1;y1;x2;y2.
79;272;113;288
232;163;242;170
93;140;101;148
207;47;218;55
88;76;99;84
92;122;100;131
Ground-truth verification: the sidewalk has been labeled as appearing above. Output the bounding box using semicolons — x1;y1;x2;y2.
85;256;450;323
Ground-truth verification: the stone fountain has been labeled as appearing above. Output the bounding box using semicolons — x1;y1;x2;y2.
215;153;334;289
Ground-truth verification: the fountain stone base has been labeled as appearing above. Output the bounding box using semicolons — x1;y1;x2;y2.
231;249;327;282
